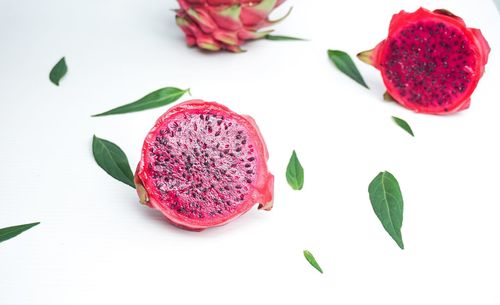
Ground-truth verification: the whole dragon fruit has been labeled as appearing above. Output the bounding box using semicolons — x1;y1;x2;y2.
134;100;274;231
358;8;490;114
175;0;289;52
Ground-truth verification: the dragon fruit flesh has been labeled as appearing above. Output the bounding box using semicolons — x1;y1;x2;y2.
358;8;490;114
175;0;289;52
134;100;274;231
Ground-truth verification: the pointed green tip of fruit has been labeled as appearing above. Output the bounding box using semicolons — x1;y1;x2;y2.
227;45;246;53
176;16;189;26
357;49;374;65
253;30;274;40
254;0;279;13
434;8;459;18
383;91;396;102
220;5;241;20
187;8;198;18
199;42;220;51
268;6;293;24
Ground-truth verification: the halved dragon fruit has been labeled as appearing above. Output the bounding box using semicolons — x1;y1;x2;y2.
358;8;490;114
134;100;274;231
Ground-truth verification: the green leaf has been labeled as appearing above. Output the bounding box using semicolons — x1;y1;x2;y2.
392;116;414;137
92;87;190;117
49;57;67;86
265;34;306;41
303;250;323;274
92;135;135;188
286;150;304;190
368;171;405;249
0;222;40;244
327;50;369;89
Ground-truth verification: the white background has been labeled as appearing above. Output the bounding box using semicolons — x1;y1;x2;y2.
1;0;499;304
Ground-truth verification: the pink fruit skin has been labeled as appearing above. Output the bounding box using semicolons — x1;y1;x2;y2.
360;8;490;114
135;100;274;231
175;0;288;52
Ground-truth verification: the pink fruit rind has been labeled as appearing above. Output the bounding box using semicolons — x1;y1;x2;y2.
358;7;490;114
175;0;289;52
134;100;274;231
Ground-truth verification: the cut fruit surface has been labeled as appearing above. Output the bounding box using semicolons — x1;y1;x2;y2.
358;8;490;114
135;100;274;231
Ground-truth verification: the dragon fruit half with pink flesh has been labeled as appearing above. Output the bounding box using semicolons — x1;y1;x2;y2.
175;0;290;52
134;100;274;231
358;8;490;114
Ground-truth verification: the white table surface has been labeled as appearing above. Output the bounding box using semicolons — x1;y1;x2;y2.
1;0;499;304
